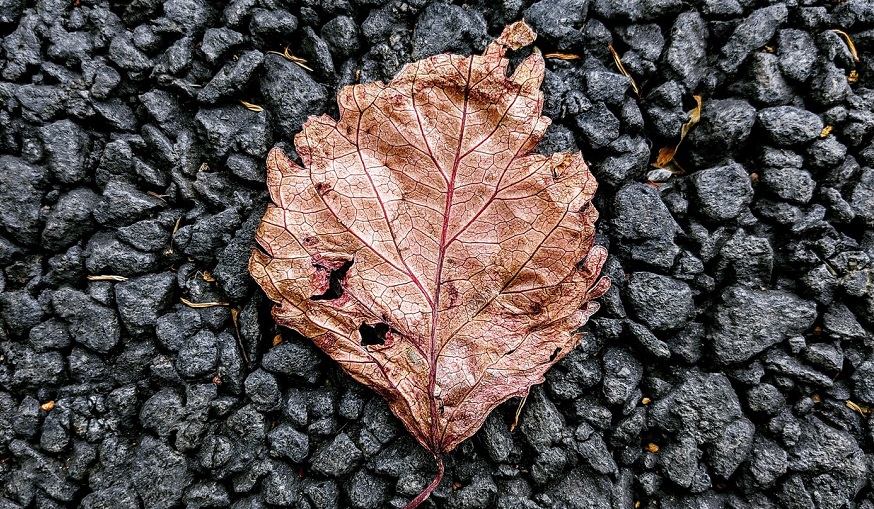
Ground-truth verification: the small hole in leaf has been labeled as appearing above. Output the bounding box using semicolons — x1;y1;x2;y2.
360;322;389;346
549;347;561;362
311;259;353;301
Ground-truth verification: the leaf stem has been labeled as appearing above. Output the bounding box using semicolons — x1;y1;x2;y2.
404;454;444;509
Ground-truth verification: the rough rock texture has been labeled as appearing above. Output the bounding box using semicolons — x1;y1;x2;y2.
1;1;873;508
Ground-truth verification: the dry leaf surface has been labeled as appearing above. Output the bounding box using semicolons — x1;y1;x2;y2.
250;21;609;507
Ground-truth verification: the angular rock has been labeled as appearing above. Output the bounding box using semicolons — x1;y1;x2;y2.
689;163;753;221
708;286;817;364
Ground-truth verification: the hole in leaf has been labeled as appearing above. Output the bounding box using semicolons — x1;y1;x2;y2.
310;259;353;301
549;347;562;362
360;322;390;346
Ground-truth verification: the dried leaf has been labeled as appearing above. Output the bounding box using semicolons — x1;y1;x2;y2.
820;125;834;137
652;95;703;173
40;401;55;411
608;44;640;97
848;69;859;84
250;21;609;508
240;100;264;112
847;400;870;415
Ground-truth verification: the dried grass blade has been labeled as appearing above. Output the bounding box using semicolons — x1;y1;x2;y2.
87;275;129;282
608;44;640;97
180;297;230;308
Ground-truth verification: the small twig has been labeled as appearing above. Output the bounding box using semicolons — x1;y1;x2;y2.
510;393;529;431
267;46;314;71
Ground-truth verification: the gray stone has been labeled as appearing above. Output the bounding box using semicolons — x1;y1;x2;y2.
709;286;817;364
624;272;695;331
52;287;121;353
758;106;823;145
689;164;754;221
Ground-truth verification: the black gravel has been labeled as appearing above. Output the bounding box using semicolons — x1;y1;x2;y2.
1;0;874;508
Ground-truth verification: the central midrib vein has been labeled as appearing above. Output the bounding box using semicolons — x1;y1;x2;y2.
427;58;473;452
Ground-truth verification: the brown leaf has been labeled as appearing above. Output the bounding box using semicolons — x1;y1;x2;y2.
653;95;703;172
249;21;609;508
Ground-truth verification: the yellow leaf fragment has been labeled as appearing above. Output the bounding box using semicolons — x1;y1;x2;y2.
641;397;651;405
543;52;581;60
608;44;640;98
87;275;129;282
180;297;229;308
40;401;55;411
831;29;860;62
821;125;834;137
848;69;859;83
240;100;264;112
202;271;215;282
847;400;870;416
652;95;703;173
646;443;659;453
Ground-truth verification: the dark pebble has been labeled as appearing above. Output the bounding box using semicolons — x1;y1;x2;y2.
708;286;817;364
52;287;120;353
309;432;362;477
42;188;99;251
114;272;175;335
0;156;46;246
689;163;753;222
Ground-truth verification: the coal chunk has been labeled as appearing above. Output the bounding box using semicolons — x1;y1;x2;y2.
132;435;193;508
718;4;788;73
411;3;488;59
624;272;694;331
176;330;219;379
687;99;757;167
262;338;323;384
115;272;175;335
777;29;817;82
602;347;642;406
309;432;362;477
689;164;753;221
523;0;588;51
38;120;88;184
244;369;281;412
708;286;817;364
761;167;815;204
93;179;166;227
0;156;46;245
0;291;43;337
197;50;264;104
321;16;361;59
611;183;681;269
42;188;100;251
52;287;121;353
757;106;823;146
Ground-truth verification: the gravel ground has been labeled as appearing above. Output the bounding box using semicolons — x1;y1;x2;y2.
1;0;874;508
